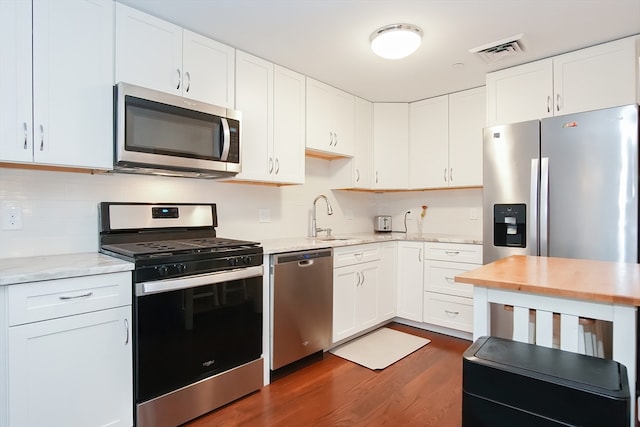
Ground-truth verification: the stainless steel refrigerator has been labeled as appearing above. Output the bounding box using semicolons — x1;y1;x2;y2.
483;104;639;265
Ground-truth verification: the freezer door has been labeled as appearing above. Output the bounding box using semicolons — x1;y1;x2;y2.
483;120;541;264
541;104;638;263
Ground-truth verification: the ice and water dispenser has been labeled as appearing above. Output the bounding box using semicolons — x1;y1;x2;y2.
493;204;526;248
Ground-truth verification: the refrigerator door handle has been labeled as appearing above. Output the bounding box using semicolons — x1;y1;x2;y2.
530;159;539;255
540;157;549;256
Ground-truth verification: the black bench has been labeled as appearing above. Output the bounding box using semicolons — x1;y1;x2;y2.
463;336;630;427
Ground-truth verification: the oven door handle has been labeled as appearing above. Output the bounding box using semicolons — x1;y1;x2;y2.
136;265;263;296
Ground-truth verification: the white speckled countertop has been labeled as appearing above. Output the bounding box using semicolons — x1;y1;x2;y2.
260;232;482;254
0;233;481;286
0;252;134;286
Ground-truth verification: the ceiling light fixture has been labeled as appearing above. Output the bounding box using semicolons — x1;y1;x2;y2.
370;23;423;60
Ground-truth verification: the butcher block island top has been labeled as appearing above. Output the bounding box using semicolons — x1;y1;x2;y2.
455;255;640;306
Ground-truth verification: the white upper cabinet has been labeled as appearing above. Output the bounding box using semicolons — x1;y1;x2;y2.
1;0;113;169
409;87;485;189
487;36;639;125
448;87;486;187
409;95;449;189
233;51;304;184
115;2;235;108
306;78;355;157
330;96;373;189
373;102;409;190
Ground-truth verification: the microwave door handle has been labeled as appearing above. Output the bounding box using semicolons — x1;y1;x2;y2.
220;118;231;161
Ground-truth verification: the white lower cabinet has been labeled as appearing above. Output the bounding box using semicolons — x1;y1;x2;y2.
422;243;482;333
396;241;424;322
332;243;397;343
5;272;133;427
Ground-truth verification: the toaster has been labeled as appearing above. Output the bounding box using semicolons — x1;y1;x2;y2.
374;215;392;232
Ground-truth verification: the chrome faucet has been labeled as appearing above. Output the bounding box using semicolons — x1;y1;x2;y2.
310;195;334;237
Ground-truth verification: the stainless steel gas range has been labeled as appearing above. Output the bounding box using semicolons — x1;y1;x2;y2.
98;202;264;427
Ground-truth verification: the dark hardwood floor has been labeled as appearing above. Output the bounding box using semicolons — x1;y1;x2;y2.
184;323;472;427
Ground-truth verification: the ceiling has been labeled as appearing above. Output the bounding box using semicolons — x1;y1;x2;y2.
118;0;640;103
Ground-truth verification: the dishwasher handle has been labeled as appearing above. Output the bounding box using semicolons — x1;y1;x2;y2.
274;248;332;265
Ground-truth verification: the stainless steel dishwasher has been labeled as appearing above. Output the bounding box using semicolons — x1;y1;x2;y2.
271;248;333;370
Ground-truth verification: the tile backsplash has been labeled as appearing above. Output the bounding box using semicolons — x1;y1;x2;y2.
0;159;482;258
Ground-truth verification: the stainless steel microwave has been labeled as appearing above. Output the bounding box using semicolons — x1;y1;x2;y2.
114;82;241;179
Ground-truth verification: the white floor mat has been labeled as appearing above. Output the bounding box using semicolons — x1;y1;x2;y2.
330;327;431;370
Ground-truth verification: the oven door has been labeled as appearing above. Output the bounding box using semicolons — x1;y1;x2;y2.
133;266;262;404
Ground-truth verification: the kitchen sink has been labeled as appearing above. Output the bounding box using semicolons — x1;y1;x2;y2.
316;237;355;241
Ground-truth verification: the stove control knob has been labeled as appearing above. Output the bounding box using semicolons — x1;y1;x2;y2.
157;265;169;277
177;263;187;274
243;256;252;265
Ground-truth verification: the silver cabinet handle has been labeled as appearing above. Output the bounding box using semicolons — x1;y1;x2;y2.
355;271;362;287
59;291;93;300
556;94;561;111
355;168;360;183
375;171;379;184
176;68;182;90
444;250;460;256
445;276;455;283
124;318;129;345
275;158;280;174
360;271;365;287
445;309;459;317
23;122;28;149
449;168;453;182
185;71;191;92
39;124;44;151
328;131;333;146
443;168;447;182
547;96;551;113
418;248;422;262
334;132;338;147
268;157;274;173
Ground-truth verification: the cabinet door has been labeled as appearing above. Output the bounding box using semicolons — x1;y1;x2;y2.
448;87;485;188
9;306;132;427
333;265;358;343
486;58;553;125
115;2;182;95
378;242;397;321
409;95;448;189
234;51;274;182
553;36;638;116
356;262;379;330
396;242;423;322
182;29;235;107
273;65;305;184
353;97;373;188
332;88;355;157
0;0;32;163
32;0;113;169
373;103;409;189
306;77;333;153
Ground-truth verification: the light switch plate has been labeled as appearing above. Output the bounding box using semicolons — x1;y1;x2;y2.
258;209;271;223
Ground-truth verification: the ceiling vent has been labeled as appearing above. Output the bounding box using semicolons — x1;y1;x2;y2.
469;34;524;64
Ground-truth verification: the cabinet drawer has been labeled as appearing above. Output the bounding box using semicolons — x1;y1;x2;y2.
424;260;475;298
8;272;131;326
423;292;473;333
424;242;482;264
333;243;380;268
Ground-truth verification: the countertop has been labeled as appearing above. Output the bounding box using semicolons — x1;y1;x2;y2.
0;232;481;286
0;252;134;286
260;232;482;254
455;255;640;306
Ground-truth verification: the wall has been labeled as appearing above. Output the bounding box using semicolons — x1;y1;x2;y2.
0;160;482;258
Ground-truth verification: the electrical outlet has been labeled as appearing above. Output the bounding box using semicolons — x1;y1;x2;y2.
258;209;271;223
2;203;23;230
